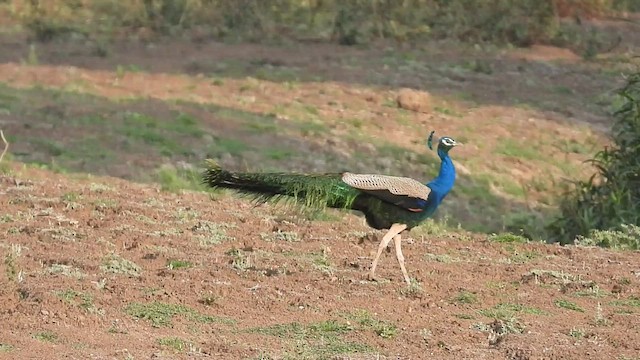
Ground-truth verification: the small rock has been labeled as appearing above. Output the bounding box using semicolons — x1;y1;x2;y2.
397;88;432;113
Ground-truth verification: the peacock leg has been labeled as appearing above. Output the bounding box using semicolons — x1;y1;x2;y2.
393;234;411;285
368;223;407;281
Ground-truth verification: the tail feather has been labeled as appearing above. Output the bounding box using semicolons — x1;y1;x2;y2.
202;160;359;209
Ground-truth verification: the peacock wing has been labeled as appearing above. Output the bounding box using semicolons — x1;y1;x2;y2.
341;172;431;211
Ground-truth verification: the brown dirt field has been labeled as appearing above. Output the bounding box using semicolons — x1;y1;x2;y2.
1;164;639;360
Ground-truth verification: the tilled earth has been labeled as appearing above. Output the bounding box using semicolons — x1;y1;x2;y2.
1;165;639;359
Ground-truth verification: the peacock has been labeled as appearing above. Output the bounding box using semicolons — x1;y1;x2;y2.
202;131;460;285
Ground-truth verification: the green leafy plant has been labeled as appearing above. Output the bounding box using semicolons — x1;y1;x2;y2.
549;72;640;244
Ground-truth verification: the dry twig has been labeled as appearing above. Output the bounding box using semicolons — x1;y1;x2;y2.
0;130;8;163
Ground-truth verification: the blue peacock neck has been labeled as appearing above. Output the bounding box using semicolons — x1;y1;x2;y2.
427;148;456;197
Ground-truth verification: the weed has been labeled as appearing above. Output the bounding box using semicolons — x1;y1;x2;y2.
452;290;478;304
399;279;424;299
568;327;585;339
455;314;475;320
260;229;300;242
191;221;234;246
89;183;113;193
310;248;334;275
610;296;640;309
346;309;398;339
488;233;528;243
575;285;608;298
248;319;372;358
226;248;252;271
0;343;14;352
93;199;119;212
554;299;585;313
100;254;142;277
575;224;640;251
124;301;234;328
55;289;101;314
157;337;188;352
4;244;23;283
199;295;220;306
424;253;460;263
167;260;193;270
594;302;608;326
412;218;450;237
479;303;545;320
33;331;58;343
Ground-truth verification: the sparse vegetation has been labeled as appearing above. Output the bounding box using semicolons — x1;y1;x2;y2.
488;233;529;244
100;254;142;277
166;260;193;270
4;243;22;282
248;319;373;358
157;337;189;352
346;309;399;339
479;303;546;320
575;224;640;250
452;290;478;304
555;299;585;313
124;301;234;328
33;331;58;343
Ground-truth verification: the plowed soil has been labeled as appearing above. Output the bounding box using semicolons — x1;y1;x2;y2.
1;165;639;360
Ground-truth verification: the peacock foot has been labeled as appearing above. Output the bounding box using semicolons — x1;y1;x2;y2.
367;272;379;282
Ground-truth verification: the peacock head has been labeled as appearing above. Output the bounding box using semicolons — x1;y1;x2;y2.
427;131;461;153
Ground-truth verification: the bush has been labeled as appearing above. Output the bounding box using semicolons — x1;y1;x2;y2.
575;224;640;250
549;72;640;245
11;0;621;47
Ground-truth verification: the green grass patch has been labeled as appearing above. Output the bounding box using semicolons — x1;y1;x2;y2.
495;139;543;160
265;148;294;160
479;303;546;320
452;290;478;304
125;301;235;327
119;111;186;156
167;260;193;270
310;249;335;275
248;319;373;359
488;233;529;243
345;309;398;339
33;331;58;343
554;299;585;312
610;296;640;309
209;137;250;156
55;289;98;313
155;164;208;193
0;343;14;352
157;337;190;352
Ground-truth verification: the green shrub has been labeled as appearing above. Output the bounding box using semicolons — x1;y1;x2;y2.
549;72;640;245
575;224;640;250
